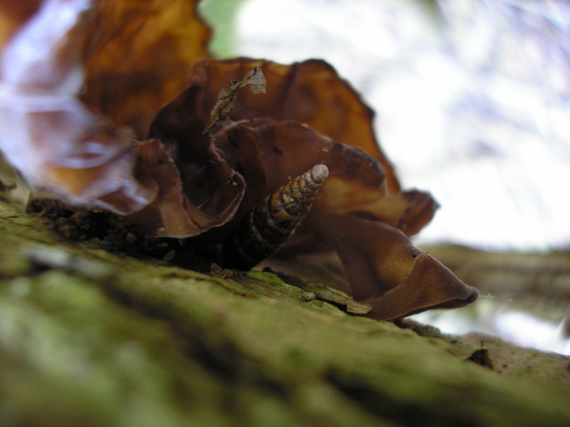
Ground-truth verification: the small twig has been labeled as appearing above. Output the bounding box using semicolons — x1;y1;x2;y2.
203;67;266;136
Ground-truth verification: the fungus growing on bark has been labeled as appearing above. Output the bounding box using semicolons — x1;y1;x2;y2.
0;0;477;321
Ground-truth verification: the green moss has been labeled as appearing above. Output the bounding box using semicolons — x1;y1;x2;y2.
1;200;569;426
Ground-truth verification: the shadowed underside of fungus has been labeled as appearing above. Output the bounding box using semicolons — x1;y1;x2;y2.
0;0;477;320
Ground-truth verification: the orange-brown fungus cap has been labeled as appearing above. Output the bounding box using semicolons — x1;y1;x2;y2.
172;57;401;194
81;0;211;137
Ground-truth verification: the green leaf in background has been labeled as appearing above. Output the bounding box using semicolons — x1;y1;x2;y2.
200;0;248;57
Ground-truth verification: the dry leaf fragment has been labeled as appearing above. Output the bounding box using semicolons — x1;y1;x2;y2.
204;66;266;135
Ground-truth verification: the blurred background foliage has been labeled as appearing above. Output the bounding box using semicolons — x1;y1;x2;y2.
200;0;248;57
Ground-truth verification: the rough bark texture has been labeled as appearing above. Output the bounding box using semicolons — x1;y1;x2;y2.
0;199;569;426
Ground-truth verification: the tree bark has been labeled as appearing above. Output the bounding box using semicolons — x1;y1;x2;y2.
0;199;569;426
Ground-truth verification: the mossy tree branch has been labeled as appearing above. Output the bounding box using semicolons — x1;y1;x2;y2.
0;200;569;426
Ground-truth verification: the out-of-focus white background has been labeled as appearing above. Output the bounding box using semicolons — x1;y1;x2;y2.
201;0;570;355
